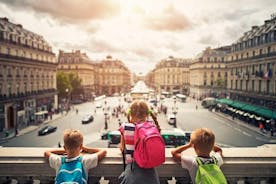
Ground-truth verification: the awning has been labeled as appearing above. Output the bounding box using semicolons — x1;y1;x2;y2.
254;107;275;119
217;98;276;119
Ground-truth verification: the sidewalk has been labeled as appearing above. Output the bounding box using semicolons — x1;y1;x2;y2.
0;113;63;144
213;110;276;142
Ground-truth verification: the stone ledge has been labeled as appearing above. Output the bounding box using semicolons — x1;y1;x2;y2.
0;145;276;182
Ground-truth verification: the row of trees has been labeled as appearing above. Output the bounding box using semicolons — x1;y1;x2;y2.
56;71;83;100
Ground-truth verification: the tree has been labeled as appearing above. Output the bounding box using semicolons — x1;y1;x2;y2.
68;72;82;95
56;71;83;100
56;71;71;99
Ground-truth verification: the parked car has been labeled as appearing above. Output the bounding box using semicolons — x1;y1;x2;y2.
82;114;94;124
101;130;121;148
38;125;57;136
167;114;176;126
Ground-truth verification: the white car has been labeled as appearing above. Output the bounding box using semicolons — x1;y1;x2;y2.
95;103;102;108
167;114;176;125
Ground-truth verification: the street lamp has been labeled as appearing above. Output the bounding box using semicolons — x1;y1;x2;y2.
104;100;108;130
172;100;177;115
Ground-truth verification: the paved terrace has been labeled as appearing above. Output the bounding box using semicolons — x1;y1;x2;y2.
0;145;276;184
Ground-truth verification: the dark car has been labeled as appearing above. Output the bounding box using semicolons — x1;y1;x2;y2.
82;114;94;124
38;125;57;136
101;130;121;148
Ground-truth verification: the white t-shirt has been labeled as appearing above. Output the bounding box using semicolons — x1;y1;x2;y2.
49;154;98;176
181;152;223;184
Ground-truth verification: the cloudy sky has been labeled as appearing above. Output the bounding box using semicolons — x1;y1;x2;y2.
0;0;275;74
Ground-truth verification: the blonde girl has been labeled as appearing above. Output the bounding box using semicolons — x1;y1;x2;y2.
118;100;161;184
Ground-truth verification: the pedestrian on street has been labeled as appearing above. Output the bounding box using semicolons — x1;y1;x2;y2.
270;118;275;136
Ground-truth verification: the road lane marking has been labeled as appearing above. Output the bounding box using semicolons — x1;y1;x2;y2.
242;131;252;137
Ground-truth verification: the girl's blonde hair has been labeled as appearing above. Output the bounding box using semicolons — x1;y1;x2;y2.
127;100;161;132
63;129;83;151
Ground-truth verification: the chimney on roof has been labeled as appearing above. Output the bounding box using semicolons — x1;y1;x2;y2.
251;26;258;30
16;24;22;28
264;20;271;24
0;17;9;22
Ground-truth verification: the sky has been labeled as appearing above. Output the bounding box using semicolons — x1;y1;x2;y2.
0;0;275;74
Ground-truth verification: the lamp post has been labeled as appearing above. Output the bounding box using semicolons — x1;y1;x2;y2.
172;99;177;128
104;100;108;130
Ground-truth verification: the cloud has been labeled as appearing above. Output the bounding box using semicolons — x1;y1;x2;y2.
0;0;120;24
144;5;192;31
198;34;218;45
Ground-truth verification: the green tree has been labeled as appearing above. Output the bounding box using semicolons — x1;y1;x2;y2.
56;71;71;99
68;72;83;98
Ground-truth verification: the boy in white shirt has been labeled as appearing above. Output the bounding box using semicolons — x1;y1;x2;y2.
45;129;106;184
171;128;225;184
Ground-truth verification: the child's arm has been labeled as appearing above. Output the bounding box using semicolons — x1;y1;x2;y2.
82;146;107;161
171;142;192;162
213;144;223;157
44;148;66;159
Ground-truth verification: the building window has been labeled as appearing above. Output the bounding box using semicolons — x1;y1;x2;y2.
6;48;10;55
8;83;11;96
240;80;242;90
252;80;255;92
258;80;261;93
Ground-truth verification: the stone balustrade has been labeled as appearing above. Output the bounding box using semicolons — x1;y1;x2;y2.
0;145;276;184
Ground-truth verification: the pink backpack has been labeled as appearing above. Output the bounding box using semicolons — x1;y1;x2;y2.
134;121;165;168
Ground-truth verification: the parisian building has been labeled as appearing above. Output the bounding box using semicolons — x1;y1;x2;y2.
57;50;96;101
0;17;57;132
95;55;131;96
190;46;231;99
150;56;192;95
58;53;131;97
227;15;276;109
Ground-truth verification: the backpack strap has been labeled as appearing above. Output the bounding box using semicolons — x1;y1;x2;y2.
61;156;66;164
211;156;218;165
196;157;203;166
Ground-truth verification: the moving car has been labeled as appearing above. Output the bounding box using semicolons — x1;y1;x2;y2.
38;125;57;136
82;114;94;124
95;103;102;108
167;114;176;126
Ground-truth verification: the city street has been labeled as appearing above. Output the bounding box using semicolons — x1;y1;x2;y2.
0;96;275;148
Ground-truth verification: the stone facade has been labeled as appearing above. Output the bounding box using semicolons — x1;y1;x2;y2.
227;16;276;109
58;50;96;100
58;53;131;97
0;17;57;132
95;55;131;96
190;46;230;99
149;56;191;95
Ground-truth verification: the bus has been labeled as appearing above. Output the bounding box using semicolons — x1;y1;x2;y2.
161;91;171;98
176;94;187;102
201;97;217;108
